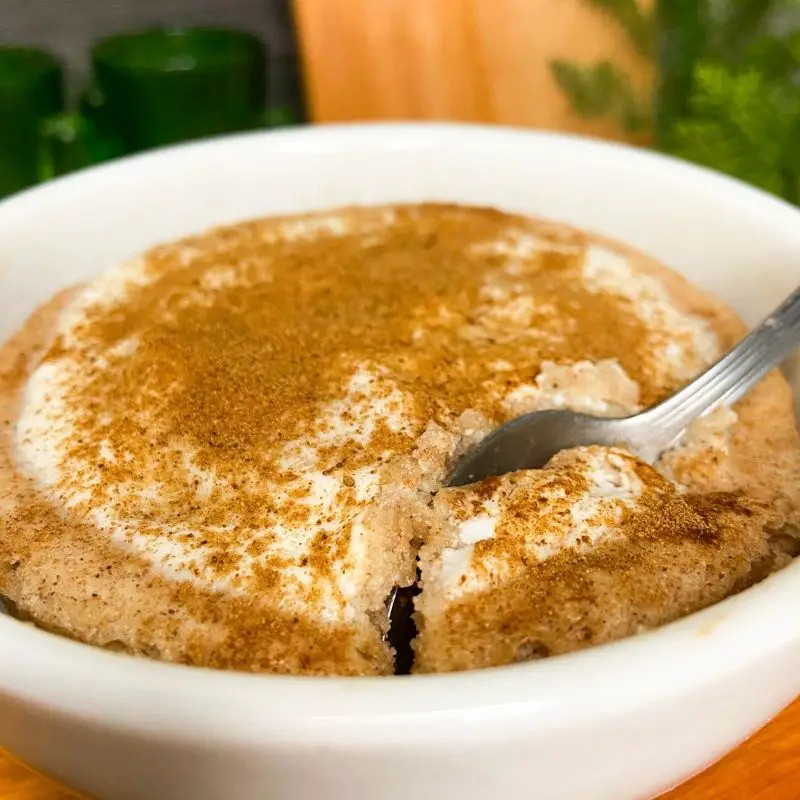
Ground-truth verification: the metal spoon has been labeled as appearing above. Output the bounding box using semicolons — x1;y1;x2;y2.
447;285;800;487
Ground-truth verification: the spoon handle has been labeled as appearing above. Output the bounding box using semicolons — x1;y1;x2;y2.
641;285;800;449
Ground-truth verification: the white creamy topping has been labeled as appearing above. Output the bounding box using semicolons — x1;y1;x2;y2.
278;216;350;240
658;406;739;488
17;333;417;615
457;514;497;545
469;229;579;265
470;231;547;259
502;359;641;419
435;448;646;598
260;210;396;244
312;365;415;447
582;245;719;384
14;218;420;608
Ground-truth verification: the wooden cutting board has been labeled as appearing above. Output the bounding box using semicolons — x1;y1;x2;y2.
294;0;653;140
3;696;800;798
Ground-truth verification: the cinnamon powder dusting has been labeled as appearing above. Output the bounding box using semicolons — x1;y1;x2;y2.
31;205;674;592
4;202;782;676
414;445;782;674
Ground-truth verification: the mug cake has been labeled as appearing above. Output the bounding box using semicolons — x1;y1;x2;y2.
2;203;799;675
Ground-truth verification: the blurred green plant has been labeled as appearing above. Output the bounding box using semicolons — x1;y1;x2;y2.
551;0;800;203
549;60;651;133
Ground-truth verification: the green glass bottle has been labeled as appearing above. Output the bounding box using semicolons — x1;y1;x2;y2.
0;46;64;198
89;27;268;154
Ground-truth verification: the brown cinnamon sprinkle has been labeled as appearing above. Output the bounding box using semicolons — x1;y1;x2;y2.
7;202;785;676
437;448;732;584
414;445;782;673
35;204;681;593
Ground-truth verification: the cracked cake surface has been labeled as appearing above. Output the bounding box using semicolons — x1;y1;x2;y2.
1;203;799;675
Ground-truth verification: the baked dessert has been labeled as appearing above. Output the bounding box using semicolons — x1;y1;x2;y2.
1;204;798;675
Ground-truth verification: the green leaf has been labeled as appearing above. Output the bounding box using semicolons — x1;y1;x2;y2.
665;61;800;199
550;61;617;118
585;0;655;58
550;59;651;131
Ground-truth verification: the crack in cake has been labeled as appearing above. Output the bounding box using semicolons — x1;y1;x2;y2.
1;204;799;675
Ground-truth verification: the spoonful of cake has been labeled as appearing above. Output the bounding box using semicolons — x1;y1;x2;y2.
447;285;800;487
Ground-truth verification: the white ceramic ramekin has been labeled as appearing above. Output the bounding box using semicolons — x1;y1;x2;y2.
1;124;800;800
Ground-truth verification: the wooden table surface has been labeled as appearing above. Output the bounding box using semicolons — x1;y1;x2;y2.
2;696;800;799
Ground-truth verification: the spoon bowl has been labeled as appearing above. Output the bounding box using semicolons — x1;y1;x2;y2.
446;408;649;486
448;285;800;487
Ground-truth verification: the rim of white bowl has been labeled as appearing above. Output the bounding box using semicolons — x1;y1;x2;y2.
2;123;800;744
